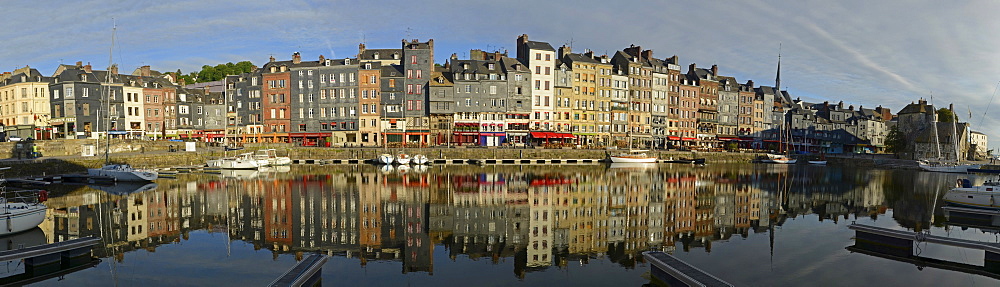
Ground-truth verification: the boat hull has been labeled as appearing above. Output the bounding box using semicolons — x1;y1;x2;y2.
88;166;158;181
412;155;429;165
0;204;46;236
377;154;395;165
920;163;980;173
609;156;658;163
219;159;260;170
943;187;1000;209
808;161;827;165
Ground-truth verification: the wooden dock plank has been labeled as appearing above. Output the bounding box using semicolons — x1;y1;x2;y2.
643;251;732;287
269;254;328;287
0;237;100;262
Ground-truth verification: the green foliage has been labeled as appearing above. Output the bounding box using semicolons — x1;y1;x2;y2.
167;61;256;84
724;142;738;151
885;125;906;154
937;108;956;122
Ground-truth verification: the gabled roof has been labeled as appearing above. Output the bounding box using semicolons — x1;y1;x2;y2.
898;101;935;115
381;65;403;77
499;57;529;73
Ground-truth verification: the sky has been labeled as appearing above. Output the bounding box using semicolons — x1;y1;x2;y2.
3;0;1000;149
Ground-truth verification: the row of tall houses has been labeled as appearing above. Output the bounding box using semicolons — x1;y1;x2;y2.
0;34;979;153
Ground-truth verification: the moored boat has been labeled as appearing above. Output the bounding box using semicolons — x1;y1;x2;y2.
0;187;46;236
219;153;261;170
377;154;395;165
608;150;658;163
396;153;411;165
412;154;429;165
88;164;158;181
808;160;827;165
944;178;1000;209
919;161;980;173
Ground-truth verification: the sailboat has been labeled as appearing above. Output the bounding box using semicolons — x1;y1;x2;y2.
763;121;796;164
87;23;158;182
919;105;980;173
254;148;291;166
608;133;657;163
0;167;46;236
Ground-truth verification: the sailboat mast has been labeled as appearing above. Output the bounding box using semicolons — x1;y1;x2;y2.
951;105;960;162
104;21;117;165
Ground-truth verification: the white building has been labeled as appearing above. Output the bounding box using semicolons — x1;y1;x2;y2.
970;130;988;159
517;34;556;131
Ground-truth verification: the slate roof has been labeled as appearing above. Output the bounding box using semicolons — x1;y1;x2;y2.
359;49;402;60
524;40;555;51
898;101;935;115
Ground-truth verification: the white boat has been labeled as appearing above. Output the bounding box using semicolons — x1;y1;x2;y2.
255;149;292;166
608;150;658;163
608;162;659;170
919;161;980;173
808;160;827;165
90;182;158;195
396;153;411;165
88;164;158;181
765;154;797;164
377;154;395;165
944;178;1000;209
219;153;261;170
0;189;46;236
412;154;429;165
378;164;395;174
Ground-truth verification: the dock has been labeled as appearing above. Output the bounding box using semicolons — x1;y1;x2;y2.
0;237;101;284
848;223;1000;272
269;254;328;287
642;251;732;287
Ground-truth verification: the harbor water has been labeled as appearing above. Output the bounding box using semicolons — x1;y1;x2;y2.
15;163;1000;286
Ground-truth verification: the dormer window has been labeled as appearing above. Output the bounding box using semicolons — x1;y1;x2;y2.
365;63;371;70
463;63;469;69
325;60;331;66
488;63;495;70
374;52;380;59
344;59;351;65
393;53;400;60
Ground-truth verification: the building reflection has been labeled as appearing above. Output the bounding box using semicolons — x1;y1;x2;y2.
41;164;900;278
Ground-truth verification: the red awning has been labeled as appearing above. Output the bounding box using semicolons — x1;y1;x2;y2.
668;136;681;140
681;137;697;141
551;132;576;139
718;137;738;141
530;132;549;138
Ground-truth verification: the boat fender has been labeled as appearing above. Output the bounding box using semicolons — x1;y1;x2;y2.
38;190;47;202
962;179;973;188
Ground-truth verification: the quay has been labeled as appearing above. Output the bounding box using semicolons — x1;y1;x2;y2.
0;237;101;284
642;251;732;287
269;254;328;287
848;224;1000;272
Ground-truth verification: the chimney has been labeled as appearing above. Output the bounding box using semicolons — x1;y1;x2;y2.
110;64;118;75
319;55;325;62
450;53;458;60
292;52;301;64
949;103;955;112
584;50;594;58
747;80;754;88
849;105;854;111
83;62;93;73
624;45;641;57
140;65;151;77
179;78;186;86
641;50;653;60
358;43;366;55
558;45;571;59
688;63;696;73
711;64;718;76
75;61;83;67
269;55;275;63
838;101;844;109
669;55;679;64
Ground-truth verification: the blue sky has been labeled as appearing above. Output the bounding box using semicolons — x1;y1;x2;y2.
4;0;1000;149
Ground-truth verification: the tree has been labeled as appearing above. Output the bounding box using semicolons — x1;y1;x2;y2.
885;125;907;154
937;108;956;122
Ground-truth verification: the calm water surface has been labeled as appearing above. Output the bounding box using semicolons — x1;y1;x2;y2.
12;163;1000;286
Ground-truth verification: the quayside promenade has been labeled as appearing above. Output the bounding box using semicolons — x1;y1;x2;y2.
0;139;928;177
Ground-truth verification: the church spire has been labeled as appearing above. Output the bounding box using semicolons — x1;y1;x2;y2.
775;43;782;91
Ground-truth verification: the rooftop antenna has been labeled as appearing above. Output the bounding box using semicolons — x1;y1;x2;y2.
405;27;413;39
775;43;782;91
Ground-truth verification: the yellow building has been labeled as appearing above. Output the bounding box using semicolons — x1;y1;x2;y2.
0;67;53;138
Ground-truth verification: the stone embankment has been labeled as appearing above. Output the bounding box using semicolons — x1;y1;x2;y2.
0;139;931;177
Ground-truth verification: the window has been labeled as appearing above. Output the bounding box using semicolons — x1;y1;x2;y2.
411;55;418;64
407;84;413;94
415;84;422;94
489;86;496;94
545;54;551;61
416;70;422;79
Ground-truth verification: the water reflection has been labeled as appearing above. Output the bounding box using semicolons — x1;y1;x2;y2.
30;163;1000;285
